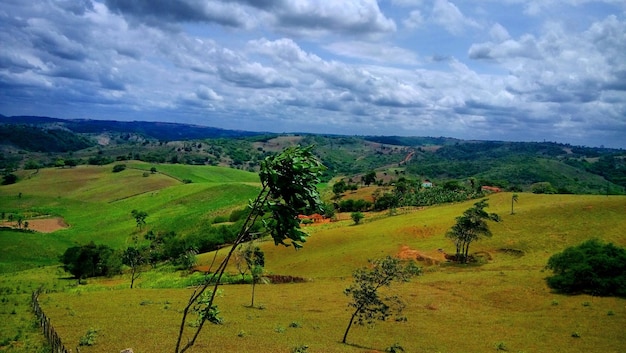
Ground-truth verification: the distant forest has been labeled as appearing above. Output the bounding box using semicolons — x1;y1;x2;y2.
1;115;625;195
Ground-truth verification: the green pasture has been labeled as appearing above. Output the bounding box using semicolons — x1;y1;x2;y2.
127;161;259;183
0;164;262;269
1;165;626;353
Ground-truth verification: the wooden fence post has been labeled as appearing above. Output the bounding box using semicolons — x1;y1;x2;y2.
31;291;72;353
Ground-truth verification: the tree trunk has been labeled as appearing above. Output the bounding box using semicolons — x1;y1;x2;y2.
130;265;136;289
251;279;256;307
342;307;360;344
463;242;471;264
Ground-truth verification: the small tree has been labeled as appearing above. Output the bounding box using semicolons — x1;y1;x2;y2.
362;171;377;186
247;246;265;307
333;180;347;199
342;256;420;344
65;159;77;168
511;193;519;215
123;236;148;289
445;199;500;263
131;210;148;230
235;242;266;307
174;146;325;353
351;212;364;225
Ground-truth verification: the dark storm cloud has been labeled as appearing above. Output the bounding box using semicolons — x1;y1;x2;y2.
104;0;396;36
105;0;248;27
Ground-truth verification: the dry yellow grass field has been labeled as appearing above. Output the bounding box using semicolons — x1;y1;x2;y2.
38;193;626;353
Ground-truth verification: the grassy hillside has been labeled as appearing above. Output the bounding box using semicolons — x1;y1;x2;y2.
1;160;625;353
24;193;626;353
0;163;261;272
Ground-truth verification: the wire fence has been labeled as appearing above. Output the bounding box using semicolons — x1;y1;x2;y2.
31;290;80;353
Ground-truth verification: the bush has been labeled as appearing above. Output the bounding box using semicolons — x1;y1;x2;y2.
531;182;557;194
1;173;17;185
79;328;98;346
351;212;364;225
112;164;126;173
229;207;249;222
546;239;626;297
212;215;229;224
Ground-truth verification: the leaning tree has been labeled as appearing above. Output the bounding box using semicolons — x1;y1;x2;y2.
174;146;325;353
342;256;420;345
445;199;500;263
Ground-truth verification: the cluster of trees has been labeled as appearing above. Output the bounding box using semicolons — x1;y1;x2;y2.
1;212;30;230
332;179;359;196
445;199;500;263
337;199;372;212
60;209;245;285
332;177;486;214
0;124;93;153
60;242;122;280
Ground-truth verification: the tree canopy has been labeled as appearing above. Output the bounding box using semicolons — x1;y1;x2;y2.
342;256;420;344
546;239;626;297
60;242;121;279
175;146;325;353
445;199;500;263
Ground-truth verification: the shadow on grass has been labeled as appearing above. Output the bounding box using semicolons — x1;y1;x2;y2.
340;341;380;351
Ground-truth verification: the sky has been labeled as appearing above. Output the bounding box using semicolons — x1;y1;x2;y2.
1;1;625;148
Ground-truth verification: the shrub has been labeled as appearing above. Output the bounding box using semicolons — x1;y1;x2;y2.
350;212;364;225
212;215;229;224
79;328;98;346
229;207;249;222
385;343;405;353
1;173;17;185
112;164;126;173
530;182;557;194
546;239;626;297
292;345;309;353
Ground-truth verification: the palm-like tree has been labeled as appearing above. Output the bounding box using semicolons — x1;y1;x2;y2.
511;193;519;215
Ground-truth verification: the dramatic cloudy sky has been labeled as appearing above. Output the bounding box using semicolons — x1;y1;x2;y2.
1;1;625;148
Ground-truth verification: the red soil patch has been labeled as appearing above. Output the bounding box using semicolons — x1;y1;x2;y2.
1;217;69;233
396;245;444;265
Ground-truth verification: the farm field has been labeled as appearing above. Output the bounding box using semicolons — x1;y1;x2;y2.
1;164;626;353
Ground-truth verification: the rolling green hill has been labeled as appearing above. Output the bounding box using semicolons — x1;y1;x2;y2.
0;163;261;273
2;115;625;194
1;160;625;353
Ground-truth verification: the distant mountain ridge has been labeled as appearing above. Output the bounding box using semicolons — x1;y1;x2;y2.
0;115;262;140
2;114;625;195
